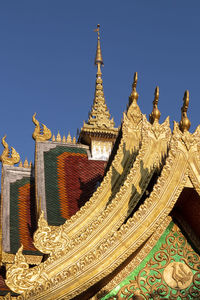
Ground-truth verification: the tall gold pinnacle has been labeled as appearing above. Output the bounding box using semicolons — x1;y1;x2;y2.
84;24;115;129
179;90;191;132
129;72;139;106
149;86;161;124
94;24;104;66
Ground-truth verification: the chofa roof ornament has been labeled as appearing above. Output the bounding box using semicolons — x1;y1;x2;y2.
0;135;20;165
149;86;161;124
32;113;52;141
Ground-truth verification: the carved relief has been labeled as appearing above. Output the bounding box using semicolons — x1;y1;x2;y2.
6;245;48;294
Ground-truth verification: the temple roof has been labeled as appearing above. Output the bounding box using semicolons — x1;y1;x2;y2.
1;28;200;300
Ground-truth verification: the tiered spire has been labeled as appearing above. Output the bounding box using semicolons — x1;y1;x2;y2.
82;24;116;131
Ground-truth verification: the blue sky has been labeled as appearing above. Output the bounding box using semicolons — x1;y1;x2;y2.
0;1;200;164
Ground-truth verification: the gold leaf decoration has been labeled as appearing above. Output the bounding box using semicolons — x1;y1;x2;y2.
6;245;48;294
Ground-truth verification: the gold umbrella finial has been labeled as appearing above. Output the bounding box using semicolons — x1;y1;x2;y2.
94;24;103;66
149;86;161;124
129;72;139;104
179;90;191;132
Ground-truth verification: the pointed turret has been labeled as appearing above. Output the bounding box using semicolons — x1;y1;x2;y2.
79;25;118;160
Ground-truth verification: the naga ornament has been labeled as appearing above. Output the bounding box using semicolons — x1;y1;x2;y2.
0;135;20;165
32;113;52;141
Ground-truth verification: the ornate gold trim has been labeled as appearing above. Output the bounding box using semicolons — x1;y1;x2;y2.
94;216;172;299
0;136;20;166
32;113;51;141
6;245;48;294
2;252;42;265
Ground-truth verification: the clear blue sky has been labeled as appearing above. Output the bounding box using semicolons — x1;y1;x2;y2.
0;1;200;164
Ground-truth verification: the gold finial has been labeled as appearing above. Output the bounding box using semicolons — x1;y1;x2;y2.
24;158;29;168
149;86;161;124
56;132;61;142
129;72;139;105
19;161;23;167
52;134;55;142
0;135;20;166
62;135;66;143
94;24;103;66
180;90;191;132
32;113;52;141
67;132;72;143
73;136;76;144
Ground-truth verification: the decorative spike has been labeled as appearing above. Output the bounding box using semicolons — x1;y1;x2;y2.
129;72;139;105
56;132;61;142
149;86;161;124
24;158;29;168
29;161;32;168
180;90;191;132
32;113;52;141
67;133;72;143
52;134;55;142
19;161;23;168
62;135;66;143
94;24;103;66
73;136;76;144
0;135;20;166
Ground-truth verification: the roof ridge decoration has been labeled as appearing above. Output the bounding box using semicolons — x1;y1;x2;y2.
6;92;200;299
32;113;52;141
0;135;20;166
80;24;118;136
33;73;144;254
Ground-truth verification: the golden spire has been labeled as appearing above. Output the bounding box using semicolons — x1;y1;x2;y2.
83;24;115;130
129;72;138;106
94;24;104;66
149;86;161;124
179;90;191;132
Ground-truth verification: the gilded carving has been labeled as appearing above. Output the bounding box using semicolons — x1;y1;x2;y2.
0;135;20;165
32;113;52;141
112;223;200;300
6;245;48;294
163;262;193;289
34;211;68;254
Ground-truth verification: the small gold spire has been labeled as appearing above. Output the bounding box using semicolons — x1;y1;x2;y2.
56;132;61;142
94;24;103;66
24;158;29;168
149;86;161;124
62;135;66;143
29;161;32;168
73;136;76;144
180;90;191;132
67;133;72;143
19;161;23;168
129;72;139;105
52;134;55;142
